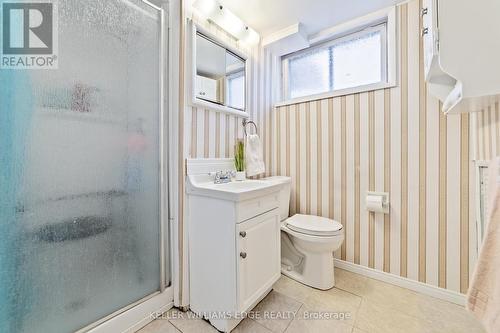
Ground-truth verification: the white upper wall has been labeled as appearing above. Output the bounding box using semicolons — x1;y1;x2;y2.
218;0;407;37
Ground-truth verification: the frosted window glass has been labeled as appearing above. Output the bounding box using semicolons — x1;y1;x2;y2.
284;26;386;99
332;31;382;90
288;48;330;99
0;0;166;332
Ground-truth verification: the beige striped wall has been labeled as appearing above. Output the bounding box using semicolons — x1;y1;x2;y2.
472;101;500;161
272;0;478;294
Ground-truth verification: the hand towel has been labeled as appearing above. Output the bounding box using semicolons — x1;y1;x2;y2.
245;134;265;177
467;156;500;333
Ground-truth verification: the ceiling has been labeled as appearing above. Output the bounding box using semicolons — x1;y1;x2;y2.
217;0;407;37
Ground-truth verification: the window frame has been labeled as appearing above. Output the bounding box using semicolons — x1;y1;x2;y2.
277;6;397;106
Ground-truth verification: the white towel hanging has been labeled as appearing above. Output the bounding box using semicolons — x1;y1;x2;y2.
245;133;265;177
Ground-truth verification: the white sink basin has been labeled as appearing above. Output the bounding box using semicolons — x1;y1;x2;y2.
187;175;281;201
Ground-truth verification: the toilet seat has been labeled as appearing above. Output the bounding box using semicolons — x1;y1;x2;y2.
285;214;343;237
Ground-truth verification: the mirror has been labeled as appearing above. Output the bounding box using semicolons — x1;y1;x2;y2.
195;32;246;112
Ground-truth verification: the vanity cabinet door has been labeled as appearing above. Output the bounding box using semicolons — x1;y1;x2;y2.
237;209;281;312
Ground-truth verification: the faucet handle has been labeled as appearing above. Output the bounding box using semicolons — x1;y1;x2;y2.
222;170;236;178
209;171;222;181
212;170;234;183
220;170;232;178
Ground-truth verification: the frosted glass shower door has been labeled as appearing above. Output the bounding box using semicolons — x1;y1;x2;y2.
0;1;168;332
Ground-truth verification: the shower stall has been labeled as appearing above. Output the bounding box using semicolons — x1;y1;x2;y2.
0;0;172;332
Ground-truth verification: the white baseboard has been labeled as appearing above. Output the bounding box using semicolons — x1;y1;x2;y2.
334;259;466;306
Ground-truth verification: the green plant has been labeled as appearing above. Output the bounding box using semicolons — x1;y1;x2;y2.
234;140;245;172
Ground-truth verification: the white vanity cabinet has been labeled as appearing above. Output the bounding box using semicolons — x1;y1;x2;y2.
187;180;281;333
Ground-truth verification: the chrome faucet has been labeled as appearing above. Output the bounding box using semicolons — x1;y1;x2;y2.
213;170;235;184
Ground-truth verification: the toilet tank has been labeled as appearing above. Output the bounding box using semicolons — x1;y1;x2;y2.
262;176;291;221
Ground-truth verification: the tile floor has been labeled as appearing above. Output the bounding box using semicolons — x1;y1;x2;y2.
139;268;485;333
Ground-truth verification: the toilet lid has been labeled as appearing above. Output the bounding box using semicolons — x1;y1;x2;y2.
286;214;343;236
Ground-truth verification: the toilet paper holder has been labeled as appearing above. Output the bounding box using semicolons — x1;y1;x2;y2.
366;191;390;214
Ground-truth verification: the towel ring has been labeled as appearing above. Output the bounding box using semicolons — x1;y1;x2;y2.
243;119;258;136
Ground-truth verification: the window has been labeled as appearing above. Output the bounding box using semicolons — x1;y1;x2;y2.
226;72;245;110
282;23;388;100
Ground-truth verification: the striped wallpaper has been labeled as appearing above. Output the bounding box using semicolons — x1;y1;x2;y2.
272;0;478;294
472;101;500;161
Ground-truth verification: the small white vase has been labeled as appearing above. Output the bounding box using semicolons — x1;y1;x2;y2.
235;171;246;181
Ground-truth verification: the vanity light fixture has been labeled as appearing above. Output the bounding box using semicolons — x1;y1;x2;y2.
192;0;260;45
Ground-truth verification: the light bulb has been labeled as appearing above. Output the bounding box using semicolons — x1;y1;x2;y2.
193;0;217;18
193;0;260;46
217;6;245;36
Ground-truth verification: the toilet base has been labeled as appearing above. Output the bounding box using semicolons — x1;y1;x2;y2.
280;252;336;290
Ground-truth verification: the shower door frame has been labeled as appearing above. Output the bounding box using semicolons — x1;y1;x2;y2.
77;0;175;332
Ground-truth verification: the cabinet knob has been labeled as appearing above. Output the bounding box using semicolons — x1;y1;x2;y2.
421;7;428;16
421;28;429;36
239;231;247;238
240;252;247;259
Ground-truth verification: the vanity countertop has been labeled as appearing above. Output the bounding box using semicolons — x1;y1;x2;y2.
186;174;282;202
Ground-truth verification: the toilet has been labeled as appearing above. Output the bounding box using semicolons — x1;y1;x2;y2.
262;176;344;290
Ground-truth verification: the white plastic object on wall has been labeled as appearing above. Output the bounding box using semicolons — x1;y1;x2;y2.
422;0;500;114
